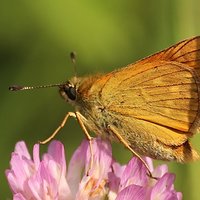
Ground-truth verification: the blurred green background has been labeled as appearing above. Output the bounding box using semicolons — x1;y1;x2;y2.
1;0;200;199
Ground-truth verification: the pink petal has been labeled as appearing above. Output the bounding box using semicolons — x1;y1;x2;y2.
120;157;148;190
88;138;112;180
148;164;169;187
108;161;126;193
153;164;168;178
47;140;66;173
13;193;26;200
28;176;42;200
33;143;40;169
112;162;126;178
42;157;72;200
116;185;148;200
28;162;58;199
67;138;112;197
5;169;19;193
151;173;182;200
67;139;88;196
69;138;113;199
155;173;175;191
42;141;72;199
14;141;31;160
177;192;183;200
144;157;154;172
6;153;34;193
57;174;73;200
6;142;35;195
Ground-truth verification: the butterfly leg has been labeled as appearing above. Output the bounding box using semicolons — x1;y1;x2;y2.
39;112;76;144
107;124;155;179
75;112;94;172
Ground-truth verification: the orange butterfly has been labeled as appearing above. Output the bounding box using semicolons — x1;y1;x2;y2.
10;36;200;176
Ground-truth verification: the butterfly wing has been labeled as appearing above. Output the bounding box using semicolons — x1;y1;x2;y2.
134;36;200;71
90;37;200;147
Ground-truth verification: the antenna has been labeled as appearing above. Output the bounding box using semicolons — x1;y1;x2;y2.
9;52;77;92
70;51;77;77
9;83;63;92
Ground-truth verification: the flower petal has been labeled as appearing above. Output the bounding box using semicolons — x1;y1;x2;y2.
151;173;182;200
6;153;34;193
13;193;26;200
47;140;66;173
88;138;112;180
108;161;126;195
33;143;40;169
116;185;148;200
67;139;88;197
119;157;148;190
14;141;31;160
153;164;169;178
71;139;112;199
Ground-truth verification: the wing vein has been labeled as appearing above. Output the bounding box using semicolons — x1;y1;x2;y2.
149;97;196;103
110;108;189;124
171;49;200;61
167;37;197;59
131;68;185;87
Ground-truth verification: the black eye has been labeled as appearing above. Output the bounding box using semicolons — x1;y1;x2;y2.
65;86;76;100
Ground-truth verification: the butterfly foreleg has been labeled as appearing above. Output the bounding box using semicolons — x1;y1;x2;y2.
39;112;76;144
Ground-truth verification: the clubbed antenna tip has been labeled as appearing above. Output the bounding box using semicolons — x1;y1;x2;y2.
9;85;24;91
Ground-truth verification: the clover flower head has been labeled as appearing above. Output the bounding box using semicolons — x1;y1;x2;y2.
6;138;182;200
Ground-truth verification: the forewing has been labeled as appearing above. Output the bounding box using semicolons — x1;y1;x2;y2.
90;37;200;144
103;62;198;131
135;36;200;74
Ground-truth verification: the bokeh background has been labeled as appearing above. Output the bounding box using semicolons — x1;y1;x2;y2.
1;0;200;199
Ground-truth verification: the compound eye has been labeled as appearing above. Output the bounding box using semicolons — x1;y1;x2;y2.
65;86;76;100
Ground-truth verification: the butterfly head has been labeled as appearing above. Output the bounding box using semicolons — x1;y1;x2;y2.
59;80;77;102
